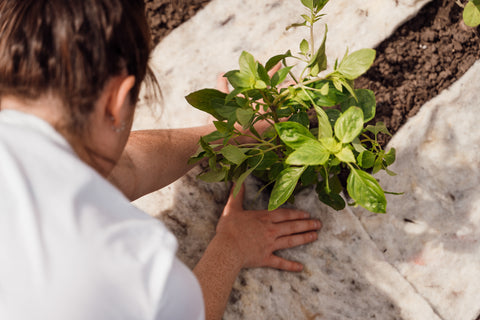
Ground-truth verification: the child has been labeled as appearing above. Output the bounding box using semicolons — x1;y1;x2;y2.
0;1;322;319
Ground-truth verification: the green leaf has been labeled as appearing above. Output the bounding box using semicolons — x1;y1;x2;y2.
340;89;376;122
313;0;329;11
286;140;330;165
236;108;254;128
317;187;345;210
286;21;308;31
188;149;207;165
311;81;349;107
202;131;229;143
329;173;343;194
213;121;231;134
224;70;252;89
301;14;312;23
271;66;293;87
337;77;356;99
186;89;229;120
296;88;314;102
384;148;396;166
275;122;316;149
216;104;240;122
332;78;343;91
319;137;341;153
200;137;214;154
329;157;340;167
307;25;328;76
257;64;271;86
316;173;345;210
239;51;257;75
220;145;247;165
320;83;329;95
372;154;383;174
325;109;341;127
313;105;332;139
265;51;292;71
357;150;376;169
385;168;397;176
334;107;364;143
268;163;285;181
232;166;256;197
268;166;306;210
351;137;367;153
366;122;391;136
385;190;404;195
301;166;317;186
347;168;386;213
198;168;227;183
338;48;376;80
248;150;279;171
225;88;244;103
335;147;355;163
301;0;314;10
289;111;310;128
300;39;309;55
464;0;480;27
254;80;267;89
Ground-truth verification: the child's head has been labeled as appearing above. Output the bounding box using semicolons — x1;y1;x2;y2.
0;0;153;132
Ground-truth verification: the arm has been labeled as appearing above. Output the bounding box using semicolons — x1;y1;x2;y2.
194;185;322;320
108;125;215;201
109;121;271;201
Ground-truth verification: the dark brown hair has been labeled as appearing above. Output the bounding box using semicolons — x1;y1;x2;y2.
0;0;156;132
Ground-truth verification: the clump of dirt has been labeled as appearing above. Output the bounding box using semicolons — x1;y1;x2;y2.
145;0;211;45
356;0;480;146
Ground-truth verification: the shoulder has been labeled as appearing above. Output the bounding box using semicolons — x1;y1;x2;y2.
0;111;204;319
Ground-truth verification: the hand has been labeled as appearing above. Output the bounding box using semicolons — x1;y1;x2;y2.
215;184;322;272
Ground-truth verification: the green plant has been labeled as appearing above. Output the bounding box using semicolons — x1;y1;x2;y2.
186;0;397;213
459;0;480;27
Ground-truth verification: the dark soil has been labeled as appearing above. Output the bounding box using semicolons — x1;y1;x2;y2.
355;0;480;146
145;0;210;45
145;0;480;148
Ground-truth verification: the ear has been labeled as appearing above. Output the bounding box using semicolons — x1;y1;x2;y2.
105;75;136;126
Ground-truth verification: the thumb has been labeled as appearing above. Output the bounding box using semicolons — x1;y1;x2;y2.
216;73;229;94
267;62;282;78
225;183;245;212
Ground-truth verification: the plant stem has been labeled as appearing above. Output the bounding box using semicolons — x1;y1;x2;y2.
272;77;323;106
234;131;267;144
283;58;299;84
310;9;315;58
323;166;330;193
260;91;272;106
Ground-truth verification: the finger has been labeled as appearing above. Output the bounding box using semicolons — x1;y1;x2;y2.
278;80;296;89
265;255;304;272
267;62;282;78
273;231;318;251
268;208;311;223
216;73;229;94
225;183;245;212
274;219;322;236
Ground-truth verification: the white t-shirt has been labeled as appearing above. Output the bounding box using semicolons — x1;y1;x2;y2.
0;110;205;320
